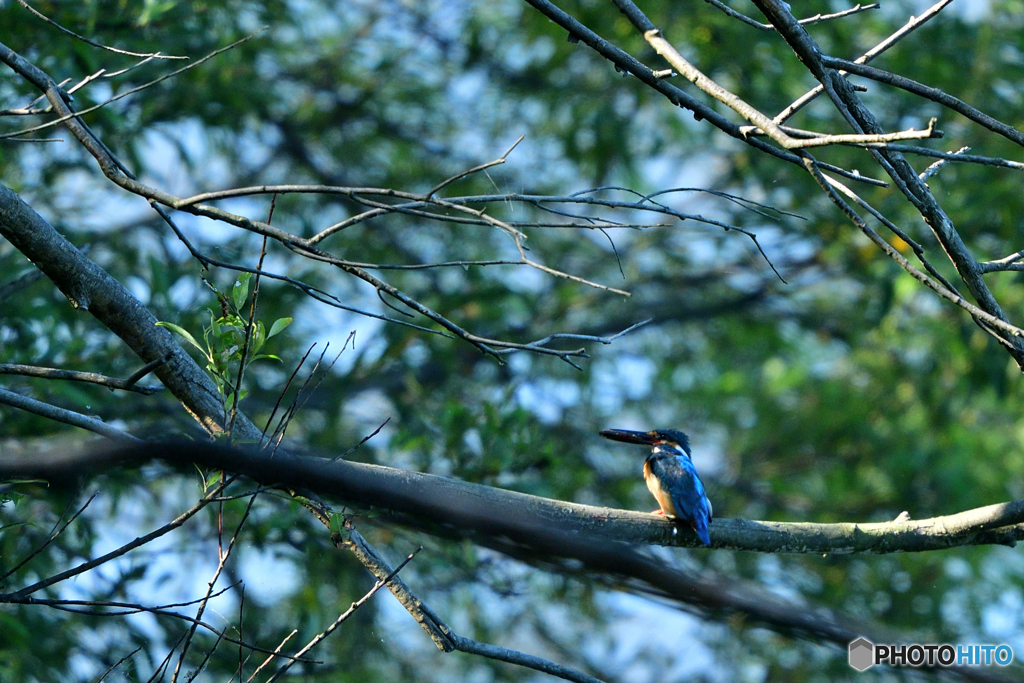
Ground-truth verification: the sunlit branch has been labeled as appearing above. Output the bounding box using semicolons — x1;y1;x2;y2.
0;32;262;139
919;146;971;181
821;55;1024;149
610;1;940;151
699;0;877;32
772;0;956;124
16;0;188;59
520;0;887;188
750;0;1024;364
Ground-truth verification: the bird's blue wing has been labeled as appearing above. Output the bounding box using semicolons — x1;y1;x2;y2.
649;455;713;546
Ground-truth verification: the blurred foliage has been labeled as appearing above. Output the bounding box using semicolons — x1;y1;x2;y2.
2;0;1024;681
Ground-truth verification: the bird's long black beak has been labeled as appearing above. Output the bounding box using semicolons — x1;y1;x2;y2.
599;429;657;445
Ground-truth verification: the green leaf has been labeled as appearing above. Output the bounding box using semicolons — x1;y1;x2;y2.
251;321;267;356
268;317;292;338
203;469;223;493
232;274;252;312
156;321;204;353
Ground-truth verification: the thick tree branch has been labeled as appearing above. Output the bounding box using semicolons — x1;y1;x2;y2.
2;441;1020;555
2;442;1020;683
0;183;230;435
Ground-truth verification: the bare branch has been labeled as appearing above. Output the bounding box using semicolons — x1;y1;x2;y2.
773;0;956;124
428;134;524;197
919;146;971;181
0;493;97;584
821;55;1024;149
0;32;263;140
699;0;878;32
263;548;421;682
340;526;605;683
635;19;939;150
888;144;1024;172
170;491;259;682
751;0;1024;364
4;442;1021;683
805;162;1024;341
5;595;306;661
0;363;164;394
16;0;188;59
96;646;143;682
1;473;231;598
244;630;297;683
980;251;1024;273
521;0;887;187
0;386;138;441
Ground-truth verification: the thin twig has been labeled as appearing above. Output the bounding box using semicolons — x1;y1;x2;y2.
919;146;971;182
636;20;939;150
0;31;265;140
170;491;260;681
228;197;275;439
806;160;1024;341
96;646;143;682
263;548;422;682
428;134;524;197
331;417;391;462
699;0;878;31
0;493;97;584
6;596;304;661
244;630;297;683
340;527;605;683
16;0;188;59
821;55;1024;149
3;474;232;598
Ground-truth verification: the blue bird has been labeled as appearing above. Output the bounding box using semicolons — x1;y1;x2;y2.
600;428;713;546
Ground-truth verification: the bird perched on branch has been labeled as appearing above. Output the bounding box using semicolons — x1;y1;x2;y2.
600;428;713;546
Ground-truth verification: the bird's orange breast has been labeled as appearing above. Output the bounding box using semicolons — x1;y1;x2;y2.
644;459;678;517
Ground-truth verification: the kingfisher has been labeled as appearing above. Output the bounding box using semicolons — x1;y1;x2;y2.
600;428;713;546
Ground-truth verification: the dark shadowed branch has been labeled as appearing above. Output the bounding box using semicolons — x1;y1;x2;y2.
1;441;1019;556
1;442;1020;683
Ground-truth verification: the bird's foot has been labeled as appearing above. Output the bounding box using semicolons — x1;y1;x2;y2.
651;509;665;516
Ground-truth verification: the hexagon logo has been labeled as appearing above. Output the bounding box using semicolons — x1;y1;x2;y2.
849;637;875;672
